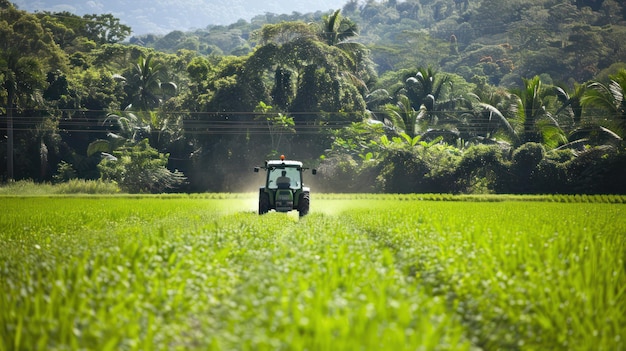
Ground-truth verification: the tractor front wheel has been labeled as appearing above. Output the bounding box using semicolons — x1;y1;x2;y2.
298;193;310;217
259;191;270;215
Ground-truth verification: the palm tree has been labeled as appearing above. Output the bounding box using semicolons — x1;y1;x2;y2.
320;9;359;47
510;76;566;148
554;82;586;127
460;91;518;145
88;108;184;157
110;54;180;152
552;82;622;150
581;69;626;139
402;67;451;125
318;9;375;89
115;53;177;112
384;94;420;138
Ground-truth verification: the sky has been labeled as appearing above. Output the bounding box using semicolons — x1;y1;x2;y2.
13;0;351;35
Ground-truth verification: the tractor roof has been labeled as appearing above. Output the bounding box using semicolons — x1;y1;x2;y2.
266;159;303;168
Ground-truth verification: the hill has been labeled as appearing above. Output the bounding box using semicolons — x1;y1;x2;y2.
11;0;348;35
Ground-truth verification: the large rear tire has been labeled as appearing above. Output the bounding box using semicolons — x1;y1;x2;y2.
298;192;310;217
259;191;270;215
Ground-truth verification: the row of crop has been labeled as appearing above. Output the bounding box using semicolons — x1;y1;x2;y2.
0;198;234;350
341;201;626;350
1;197;472;350
313;193;626;203
2;197;624;350
4;178;626;204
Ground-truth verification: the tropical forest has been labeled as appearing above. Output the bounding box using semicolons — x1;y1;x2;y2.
2;0;626;194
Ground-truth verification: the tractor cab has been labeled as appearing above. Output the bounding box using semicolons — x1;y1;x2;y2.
254;155;316;216
267;162;302;190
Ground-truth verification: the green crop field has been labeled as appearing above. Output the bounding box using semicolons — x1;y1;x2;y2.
1;194;625;350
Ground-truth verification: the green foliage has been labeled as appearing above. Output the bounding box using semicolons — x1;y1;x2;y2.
186;56;211;83
508;76;567;148
116;53;178;111
254;101;296;156
321;124;463;193
255;21;317;46
317;153;378;193
4;1;626;193
97;139;186;193
566;146;626;194
66;68;123;111
54;179;121;194
321;118;626;194
582;69;626;136
0;5;70;180
376;142;461;193
52;160;77;183
455;144;509;194
82;13;131;45
384;94;419;137
509;142;546;192
37;11;131;46
511;142;545;168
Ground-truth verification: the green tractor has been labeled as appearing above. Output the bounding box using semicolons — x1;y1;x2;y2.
254;155;317;216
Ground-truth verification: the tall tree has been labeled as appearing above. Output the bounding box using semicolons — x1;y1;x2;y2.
247;20;367;121
318;9;375;90
82;13;131;45
0;5;66;180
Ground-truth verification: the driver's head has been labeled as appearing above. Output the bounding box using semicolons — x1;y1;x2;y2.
282;171;286;176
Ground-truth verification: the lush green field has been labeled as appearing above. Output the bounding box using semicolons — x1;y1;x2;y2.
1;195;624;350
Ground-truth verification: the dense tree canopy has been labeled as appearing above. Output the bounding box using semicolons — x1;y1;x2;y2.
1;0;626;193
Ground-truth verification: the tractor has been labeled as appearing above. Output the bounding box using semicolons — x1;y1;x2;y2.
254;155;316;216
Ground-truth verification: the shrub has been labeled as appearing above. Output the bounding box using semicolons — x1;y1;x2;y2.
377;148;430;193
53;161;77;183
509;142;546;193
456;144;509;193
375;144;462;193
0;179;119;195
98;139;186;193
511;142;545;169
566;146;626;194
54;179;120;194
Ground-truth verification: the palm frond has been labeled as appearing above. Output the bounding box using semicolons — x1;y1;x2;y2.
582;82;617;113
87;139;112;157
478;102;517;142
608;80;624;108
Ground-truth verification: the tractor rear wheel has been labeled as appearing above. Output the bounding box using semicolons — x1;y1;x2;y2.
259;191;270;215
298;192;310;216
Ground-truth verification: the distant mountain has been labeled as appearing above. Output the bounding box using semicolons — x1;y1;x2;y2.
12;0;348;35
